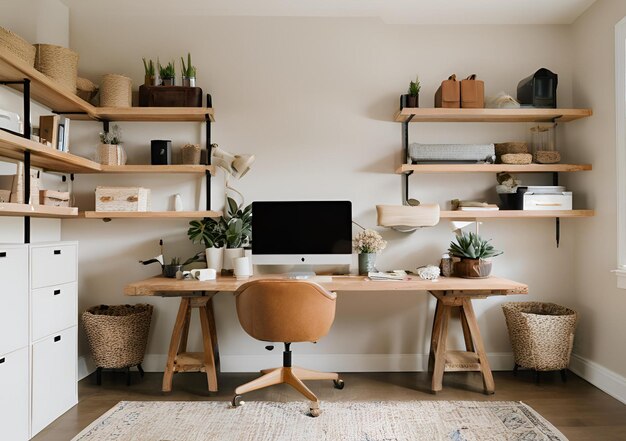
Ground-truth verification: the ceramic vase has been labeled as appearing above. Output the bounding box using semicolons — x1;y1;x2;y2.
454;258;492;279
205;247;224;272
358;253;376;276
223;247;244;273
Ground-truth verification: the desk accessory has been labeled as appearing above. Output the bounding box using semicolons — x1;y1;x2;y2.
449;232;502;278
234;257;251;280
367;270;406;281
191;268;216;281
151;140;172;165
417;265;440;280
163;258;183;278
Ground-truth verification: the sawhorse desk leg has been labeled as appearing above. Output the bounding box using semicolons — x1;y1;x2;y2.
162;294;220;393
428;291;495;395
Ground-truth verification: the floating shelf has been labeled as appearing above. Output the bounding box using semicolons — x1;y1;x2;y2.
394;108;592;123
0;203;77;218
0;129;101;173
396;163;592;174
440;210;595;219
79;210;222;219
95;165;215;174
93;107;215;122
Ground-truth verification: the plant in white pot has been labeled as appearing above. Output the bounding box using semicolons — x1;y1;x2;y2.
221;197;252;274
353;229;387;276
188;216;226;272
448;232;502;278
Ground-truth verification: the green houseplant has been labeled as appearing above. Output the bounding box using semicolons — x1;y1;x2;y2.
158;60;176;86
221;197;252;273
407;76;421;108
448;232;502;278
180;52;197;87
142;57;156;86
188;216;226;271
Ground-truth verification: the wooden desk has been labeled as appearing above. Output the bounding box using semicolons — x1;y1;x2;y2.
124;275;527;394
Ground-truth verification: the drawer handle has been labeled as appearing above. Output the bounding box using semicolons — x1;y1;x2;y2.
0;358;4;364
54;289;61;295
54;335;61;342
54;250;61;255
0;251;6;258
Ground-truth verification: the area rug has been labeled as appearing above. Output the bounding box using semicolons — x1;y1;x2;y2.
72;400;567;441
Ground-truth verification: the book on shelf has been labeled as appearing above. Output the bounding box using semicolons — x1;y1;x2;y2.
39;115;70;152
458;204;500;211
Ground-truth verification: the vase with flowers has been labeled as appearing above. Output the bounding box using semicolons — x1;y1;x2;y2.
353;229;387;276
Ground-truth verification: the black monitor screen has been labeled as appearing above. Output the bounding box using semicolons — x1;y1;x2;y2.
252;201;352;255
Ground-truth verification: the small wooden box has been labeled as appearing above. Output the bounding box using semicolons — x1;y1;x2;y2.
39;190;70;207
138;85;202;107
95;186;150;212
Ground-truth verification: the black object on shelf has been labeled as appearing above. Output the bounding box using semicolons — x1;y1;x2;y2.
151;140;171;165
498;187;528;210
139;85;203;107
517;68;558;108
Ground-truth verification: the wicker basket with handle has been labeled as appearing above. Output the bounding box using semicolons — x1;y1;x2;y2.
82;304;153;369
502;302;578;371
0;27;36;66
34;44;79;93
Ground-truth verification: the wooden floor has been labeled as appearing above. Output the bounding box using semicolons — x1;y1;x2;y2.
34;370;626;441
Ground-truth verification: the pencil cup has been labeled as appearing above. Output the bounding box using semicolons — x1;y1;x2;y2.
234;257;251;280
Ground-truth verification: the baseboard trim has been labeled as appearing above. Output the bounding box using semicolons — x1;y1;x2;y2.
569;353;626;405
137;352;516;373
78;355;95;380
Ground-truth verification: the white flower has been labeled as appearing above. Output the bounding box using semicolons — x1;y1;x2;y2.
353;229;387;254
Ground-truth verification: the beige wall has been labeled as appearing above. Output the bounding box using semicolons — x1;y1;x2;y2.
56;12;583;373
568;0;626;381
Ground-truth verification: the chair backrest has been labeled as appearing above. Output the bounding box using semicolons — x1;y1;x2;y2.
234;279;337;343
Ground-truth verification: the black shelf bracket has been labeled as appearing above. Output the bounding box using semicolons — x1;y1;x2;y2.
402;115;414;204
205;93;213;215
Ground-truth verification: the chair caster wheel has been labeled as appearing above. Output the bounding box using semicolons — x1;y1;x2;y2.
333;379;345;389
231;395;243;407
309;407;322;417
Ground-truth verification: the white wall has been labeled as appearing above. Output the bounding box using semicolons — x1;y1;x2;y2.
59;12;582;373
566;0;626;401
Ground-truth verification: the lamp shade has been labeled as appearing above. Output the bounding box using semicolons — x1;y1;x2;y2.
211;146;254;179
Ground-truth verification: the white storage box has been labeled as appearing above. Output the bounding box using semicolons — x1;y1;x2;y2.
523;191;572;210
95;186;150;212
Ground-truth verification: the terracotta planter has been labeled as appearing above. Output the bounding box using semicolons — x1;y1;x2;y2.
453;258;492;279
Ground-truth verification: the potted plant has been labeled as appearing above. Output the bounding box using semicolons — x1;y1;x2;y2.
188;216;226;271
407;76;420;108
163;257;183;278
448;232;502;278
96;124;126;165
180;52;196;87
158;60;176;86
353;229;387;275
221;197;252;274
142;57;156;86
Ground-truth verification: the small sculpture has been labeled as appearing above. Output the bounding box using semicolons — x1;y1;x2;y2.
417;265;441;280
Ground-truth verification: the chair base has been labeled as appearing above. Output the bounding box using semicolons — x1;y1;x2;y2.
232;366;342;417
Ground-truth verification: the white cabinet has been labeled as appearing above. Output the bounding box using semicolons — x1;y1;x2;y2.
0;347;30;441
31;244;77;289
0;244;28;355
31;282;77;342
31;326;77;436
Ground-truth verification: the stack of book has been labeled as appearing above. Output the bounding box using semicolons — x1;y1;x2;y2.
367;270;407;281
39;115;70;152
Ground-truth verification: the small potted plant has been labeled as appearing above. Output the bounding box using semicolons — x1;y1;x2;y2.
96;124;126;165
181;52;197;87
142;57;156;86
158;60;176;86
448;232;502;278
221;197;252;274
162;257;183;278
407;76;420;108
188;216;226;271
353;229;387;275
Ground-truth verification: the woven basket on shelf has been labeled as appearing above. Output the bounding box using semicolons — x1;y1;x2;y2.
181;143;201;165
34;44;79;93
0;27;36;66
76;76;99;103
100;74;132;107
82;304;153;369
502;302;578;372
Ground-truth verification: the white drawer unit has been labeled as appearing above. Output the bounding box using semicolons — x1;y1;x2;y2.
0;244;28;355
31;243;77;289
31;282;77;342
31;326;77;437
0;347;30;441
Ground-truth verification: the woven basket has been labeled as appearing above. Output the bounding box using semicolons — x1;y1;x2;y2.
181;143;201;165
501;153;532;165
34;44;78;93
100;74;132;107
0;27;36;66
76;77;99;103
502;302;577;371
82;304;153;369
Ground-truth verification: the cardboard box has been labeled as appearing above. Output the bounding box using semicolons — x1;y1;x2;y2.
460;75;485;108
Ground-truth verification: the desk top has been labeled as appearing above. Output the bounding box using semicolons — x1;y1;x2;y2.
124;274;528;297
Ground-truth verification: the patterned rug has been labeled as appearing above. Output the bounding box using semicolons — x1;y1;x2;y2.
72;400;568;441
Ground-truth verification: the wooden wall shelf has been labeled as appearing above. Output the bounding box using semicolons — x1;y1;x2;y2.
0;203;77;218
93;107;215;122
396;164;592;174
394;108;592;123
440;210;594;219
94;165;215;174
79;210;222;219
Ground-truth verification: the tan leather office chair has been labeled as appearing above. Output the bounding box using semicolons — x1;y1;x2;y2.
231;279;344;416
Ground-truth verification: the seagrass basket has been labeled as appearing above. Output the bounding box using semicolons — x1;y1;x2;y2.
34;44;78;93
82;304;153;369
100;74;132;107
502;302;577;372
0;27;36;66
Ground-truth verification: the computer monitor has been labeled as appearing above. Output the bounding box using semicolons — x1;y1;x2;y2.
251;201;352;266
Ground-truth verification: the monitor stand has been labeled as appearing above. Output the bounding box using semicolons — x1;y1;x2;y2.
285;265;316;279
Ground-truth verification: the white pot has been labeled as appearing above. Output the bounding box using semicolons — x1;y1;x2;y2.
223;247;244;270
205;247;224;272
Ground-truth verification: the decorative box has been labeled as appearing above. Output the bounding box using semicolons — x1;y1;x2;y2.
460;75;484;108
435;75;460;108
138;85;202;107
39;190;70;207
95;186;150;212
524;191;572;211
